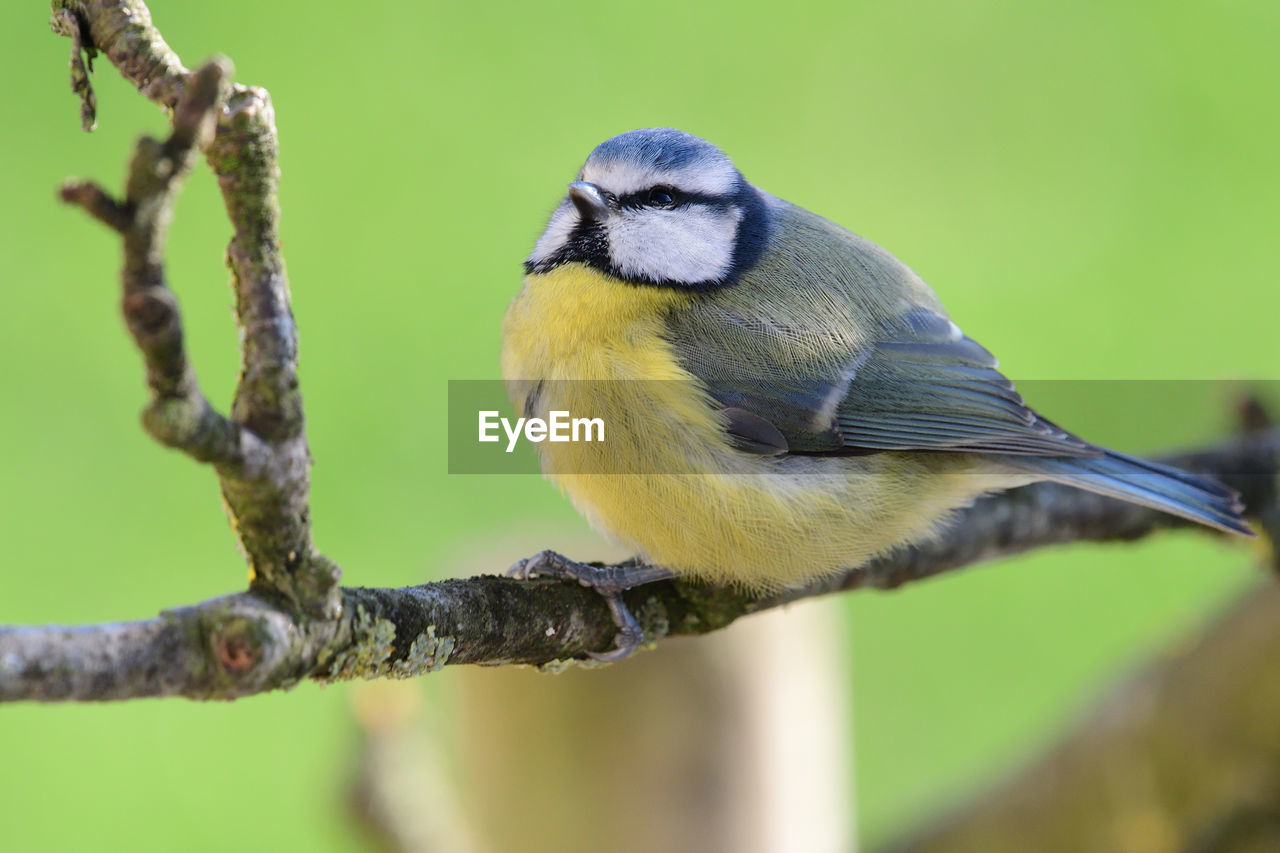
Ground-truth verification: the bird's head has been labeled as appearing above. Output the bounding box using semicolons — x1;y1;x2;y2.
526;128;769;289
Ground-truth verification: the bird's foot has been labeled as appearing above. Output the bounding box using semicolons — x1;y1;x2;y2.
508;550;676;662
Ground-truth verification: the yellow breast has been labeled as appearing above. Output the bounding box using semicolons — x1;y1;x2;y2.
500;263;732;479
501;263;697;382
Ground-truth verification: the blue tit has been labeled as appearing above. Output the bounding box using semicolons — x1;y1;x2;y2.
502;128;1251;659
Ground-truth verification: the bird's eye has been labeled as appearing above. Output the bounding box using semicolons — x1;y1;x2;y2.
646;187;676;207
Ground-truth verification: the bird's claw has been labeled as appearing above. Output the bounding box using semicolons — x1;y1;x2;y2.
507;550;675;662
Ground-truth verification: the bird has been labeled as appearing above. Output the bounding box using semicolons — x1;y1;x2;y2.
501;127;1252;660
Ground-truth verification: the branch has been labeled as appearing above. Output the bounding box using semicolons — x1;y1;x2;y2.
51;0;338;616
14;0;1276;703
60;57;239;463
3;428;1277;701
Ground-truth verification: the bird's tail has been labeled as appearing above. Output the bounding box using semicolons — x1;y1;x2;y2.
999;449;1253;536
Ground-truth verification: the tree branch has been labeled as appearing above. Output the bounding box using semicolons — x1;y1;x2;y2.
12;0;1275;703
2;428;1277;702
51;0;338;616
60;56;242;467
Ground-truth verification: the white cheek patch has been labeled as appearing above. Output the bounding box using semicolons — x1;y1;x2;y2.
526;200;579;266
607;205;743;284
582;158;739;198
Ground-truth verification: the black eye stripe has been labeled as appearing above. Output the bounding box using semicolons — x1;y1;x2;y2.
617;188;729;209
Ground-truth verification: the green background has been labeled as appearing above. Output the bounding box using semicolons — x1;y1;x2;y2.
2;1;1276;849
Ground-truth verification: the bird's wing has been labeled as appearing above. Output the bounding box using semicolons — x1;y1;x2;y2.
665;202;1096;457
824;307;1094;455
676;304;1095;457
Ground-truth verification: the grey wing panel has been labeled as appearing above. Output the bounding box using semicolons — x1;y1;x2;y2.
673;302;1096;457
832;308;1096;455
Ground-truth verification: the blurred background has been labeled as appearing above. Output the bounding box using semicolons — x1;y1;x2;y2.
2;1;1277;850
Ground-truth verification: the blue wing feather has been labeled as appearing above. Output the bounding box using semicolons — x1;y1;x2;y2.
999;449;1252;535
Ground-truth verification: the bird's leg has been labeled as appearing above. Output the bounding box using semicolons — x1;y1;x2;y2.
508;550;676;662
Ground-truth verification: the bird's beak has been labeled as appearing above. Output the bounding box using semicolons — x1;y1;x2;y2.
567;181;610;221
